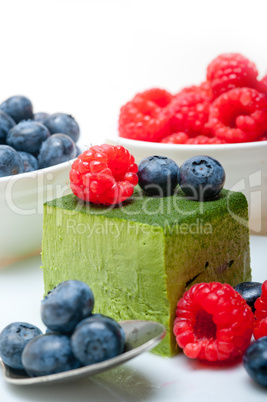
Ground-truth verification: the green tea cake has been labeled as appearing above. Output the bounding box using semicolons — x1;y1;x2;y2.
41;187;251;357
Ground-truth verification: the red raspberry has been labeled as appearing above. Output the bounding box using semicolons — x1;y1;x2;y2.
160;132;189;144
254;281;267;320
118;88;172;142
179;81;213;100
207;53;259;99
186;135;226;145
166;90;212;137
173;282;255;362
69;144;138;205
253;281;267;340
209;88;267;143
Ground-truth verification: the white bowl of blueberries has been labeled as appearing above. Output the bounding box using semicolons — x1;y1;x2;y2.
0;95;82;267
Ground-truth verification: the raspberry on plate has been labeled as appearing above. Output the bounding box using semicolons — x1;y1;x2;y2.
70;144;138;205
118;88;172;142
173;282;255;362
207;53;259;98
209;87;267;143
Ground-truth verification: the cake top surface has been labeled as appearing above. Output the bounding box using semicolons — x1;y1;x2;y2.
45;187;248;231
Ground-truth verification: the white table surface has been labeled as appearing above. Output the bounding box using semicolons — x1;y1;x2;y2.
0;235;266;402
1;0;267;400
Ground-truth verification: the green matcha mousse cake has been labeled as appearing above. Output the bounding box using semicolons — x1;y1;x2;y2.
41;187;251;357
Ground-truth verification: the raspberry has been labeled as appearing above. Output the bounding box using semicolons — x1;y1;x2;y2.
257;75;267;94
253;281;267;340
160;132;189;144
209;88;267;143
69;144;138;205
118;88;172;142
173;282;255;362
186;135;226;145
207;53;259;98
166;90;212;137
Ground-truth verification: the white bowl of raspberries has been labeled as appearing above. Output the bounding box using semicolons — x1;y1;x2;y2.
0;95;82;267
105;53;267;236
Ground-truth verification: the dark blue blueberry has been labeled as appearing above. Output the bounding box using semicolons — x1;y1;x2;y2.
22;334;80;377
0;322;42;370
7;121;50;156
137;155;180;196
43;113;80;143
18;151;38;173
243;337;267;387
235;282;262;312
178;155;225;201
71;314;125;366
38;134;76;169
41;280;94;333
0;145;24;177
0;110;16;144
34;112;49;123
75;314;125;353
0;95;33;123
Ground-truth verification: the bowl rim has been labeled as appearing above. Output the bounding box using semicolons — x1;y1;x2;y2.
104;135;267;151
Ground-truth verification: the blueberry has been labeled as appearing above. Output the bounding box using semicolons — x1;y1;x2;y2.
243;337;267;387
235;282;262;312
0;110;16;144
71;315;125;366
137;155;180;196
0;145;24;177
38;133;76;168
0;95;33;123
75;314;125;353
34;112;49;123
0;322;42;370
7;121;50;156
18;151;38;172
43;113;80;143
41;280;94;333
178;155;225;201
22;334;80;377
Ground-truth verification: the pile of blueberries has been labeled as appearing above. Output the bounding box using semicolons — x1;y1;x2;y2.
0;280;125;377
0;95;81;177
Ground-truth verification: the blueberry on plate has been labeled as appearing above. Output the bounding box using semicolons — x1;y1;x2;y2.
71;314;125;366
41;280;94;333
243;336;267;387
7;121;50;156
0;95;33;123
0;110;16;144
43;112;80;143
235;282;262;312
34;112;50;124
18;151;38;173
75;314;125;354
178;155;225;201
38;133;77;168
0;145;24;177
22;334;80;377
0;322;42;370
137;155;180;196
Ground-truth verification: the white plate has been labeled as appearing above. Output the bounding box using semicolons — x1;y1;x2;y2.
0;235;266;402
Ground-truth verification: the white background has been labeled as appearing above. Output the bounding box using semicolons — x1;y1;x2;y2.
1;0;267;400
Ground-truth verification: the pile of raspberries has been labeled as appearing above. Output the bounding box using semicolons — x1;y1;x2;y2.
119;53;267;144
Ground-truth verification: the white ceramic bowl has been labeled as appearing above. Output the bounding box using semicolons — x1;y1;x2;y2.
105;135;267;236
0;160;74;267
